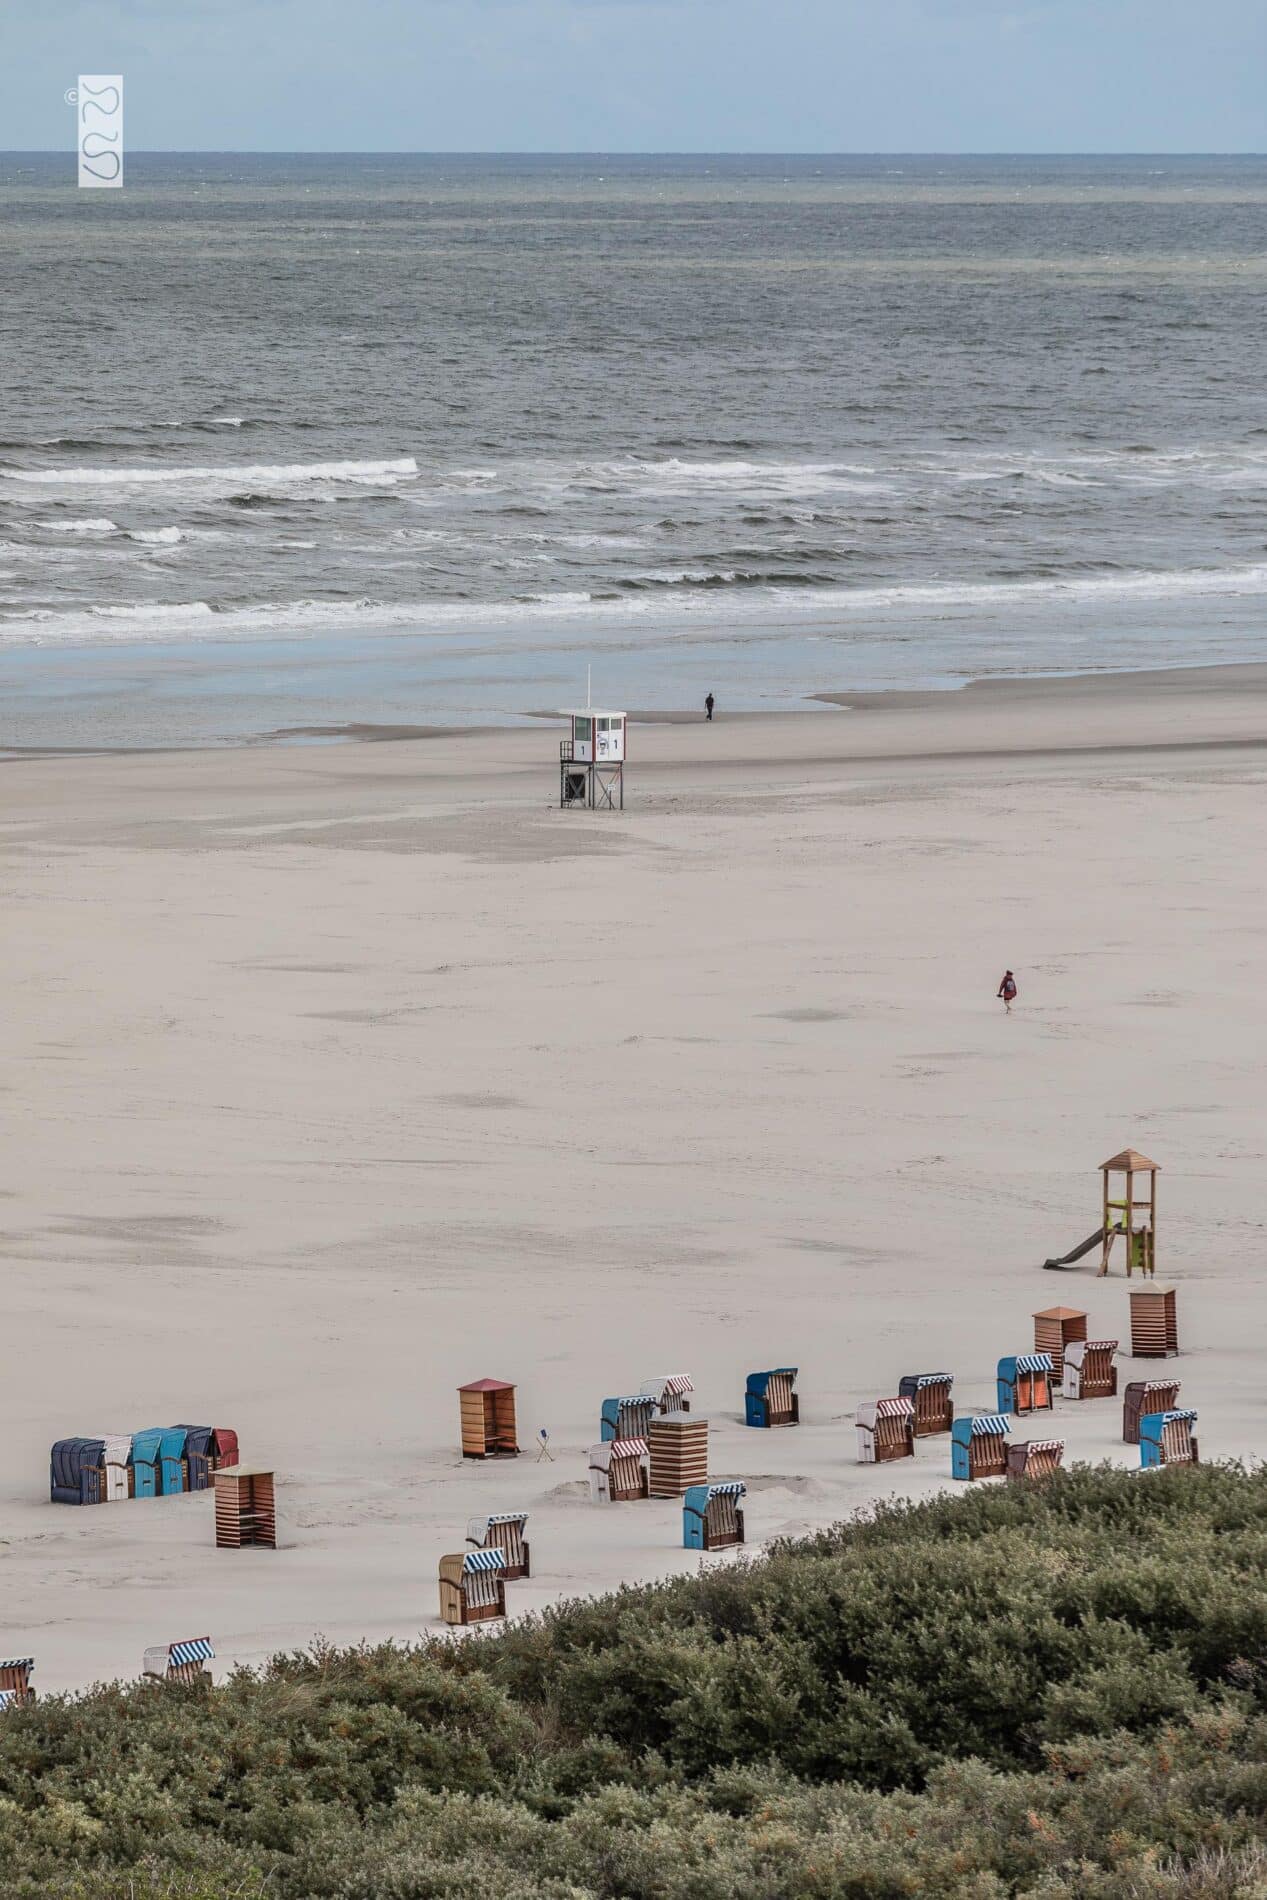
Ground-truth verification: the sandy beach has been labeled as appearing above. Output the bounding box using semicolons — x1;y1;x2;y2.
4;662;1266;1694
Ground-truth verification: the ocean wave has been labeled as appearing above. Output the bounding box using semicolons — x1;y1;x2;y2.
127;526;184;545
3;456;419;489
617;568;840;590
37;518;119;534
5;561;1267;650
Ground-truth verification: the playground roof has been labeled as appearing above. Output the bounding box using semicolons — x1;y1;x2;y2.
1100;1148;1159;1172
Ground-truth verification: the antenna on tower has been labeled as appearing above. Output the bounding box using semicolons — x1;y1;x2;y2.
587;664;592;710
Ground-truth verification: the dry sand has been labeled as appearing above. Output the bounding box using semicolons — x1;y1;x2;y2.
3;661;1266;1694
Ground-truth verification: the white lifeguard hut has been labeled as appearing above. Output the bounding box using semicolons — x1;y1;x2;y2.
559;702;626;810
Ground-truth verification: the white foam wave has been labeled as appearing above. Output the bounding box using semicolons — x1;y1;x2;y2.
127;526;184;545
4;456;419;489
38;517;119;534
4;560;1267;650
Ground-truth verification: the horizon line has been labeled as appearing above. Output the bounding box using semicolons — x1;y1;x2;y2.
5;148;1267;159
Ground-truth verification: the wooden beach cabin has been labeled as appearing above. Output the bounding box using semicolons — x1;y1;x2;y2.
648;1412;709;1497
996;1354;1054;1417
458;1379;520;1459
950;1414;1010;1481
600;1395;657;1443
1006;1439;1065;1481
1123;1378;1181;1444
683;1482;746;1551
439;1549;507;1626
129;1428;164;1500
1033;1307;1086;1382
466;1512;530;1579
1061;1339;1118;1401
49;1438;105;1506
855;1397;915;1463
157;1426;188;1496
214;1467;276;1549
588;1437;650;1503
0;1659;35;1709
1099;1149;1158;1277
898;1372;955;1437
745;1368;799;1429
1140;1408;1199;1469
1129;1284;1179;1358
639;1374;694;1414
144;1639;214;1686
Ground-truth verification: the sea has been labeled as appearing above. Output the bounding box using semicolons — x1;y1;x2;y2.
2;152;1266;747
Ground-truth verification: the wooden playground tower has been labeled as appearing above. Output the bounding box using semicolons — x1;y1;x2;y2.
1099;1149;1158;1278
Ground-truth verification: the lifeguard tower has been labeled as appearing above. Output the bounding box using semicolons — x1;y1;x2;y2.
559;705;626;810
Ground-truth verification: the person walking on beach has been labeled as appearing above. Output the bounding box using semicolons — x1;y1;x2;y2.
705;692;715;722
997;969;1018;1014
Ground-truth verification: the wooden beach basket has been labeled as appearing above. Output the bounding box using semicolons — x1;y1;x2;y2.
0;1659;35;1710
143;1638;214;1686
996;1354;1054;1416
1006;1439;1065;1480
639;1374;694;1414
588;1437;649;1502
951;1414;1010;1481
1061;1339;1118;1401
466;1512;530;1580
600;1395;657;1442
439;1550;507;1626
1123;1378;1181;1444
897;1372;954;1436
855;1397;915;1463
744;1368;798;1428
1139;1408;1198;1469
683;1482;745;1551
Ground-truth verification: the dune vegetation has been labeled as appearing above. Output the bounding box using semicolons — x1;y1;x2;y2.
5;1464;1267;1898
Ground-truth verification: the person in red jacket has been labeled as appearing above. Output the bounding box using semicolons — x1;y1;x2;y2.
997;969;1018;1014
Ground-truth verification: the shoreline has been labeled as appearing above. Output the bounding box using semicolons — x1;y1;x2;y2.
5;656;1267;763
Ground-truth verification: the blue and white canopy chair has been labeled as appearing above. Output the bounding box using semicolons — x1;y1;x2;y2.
439;1548;507;1625
950;1414;1010;1481
898;1372;954;1437
144;1637;214;1685
1140;1408;1199;1469
683;1481;746;1551
996;1354;1053;1416
0;1658;35;1709
600;1395;657;1443
466;1512;530;1579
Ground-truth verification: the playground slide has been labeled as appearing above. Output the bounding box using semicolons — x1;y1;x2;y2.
1042;1227;1105;1271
